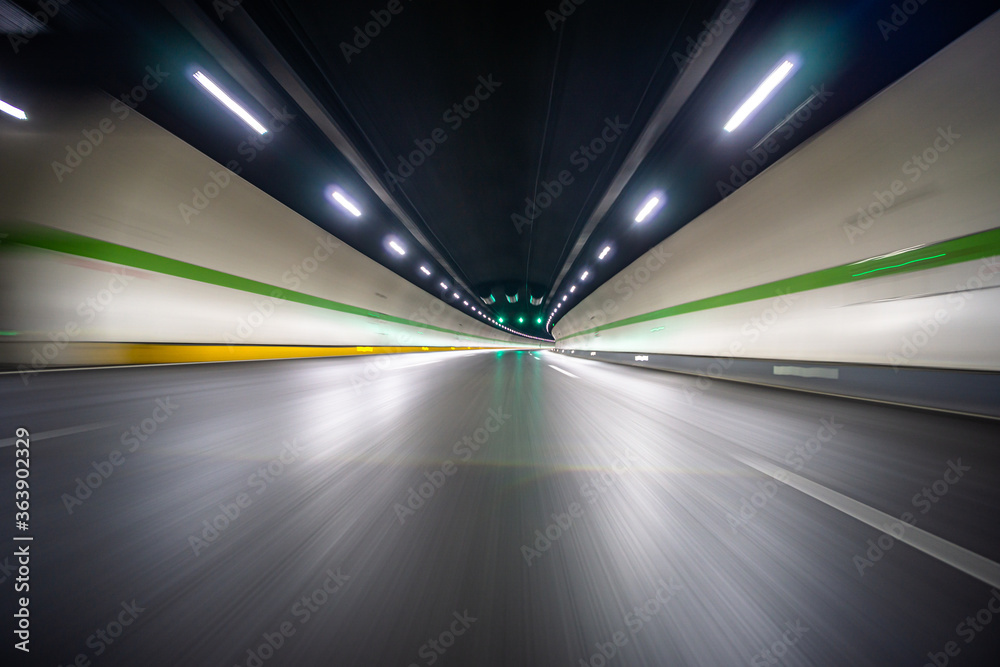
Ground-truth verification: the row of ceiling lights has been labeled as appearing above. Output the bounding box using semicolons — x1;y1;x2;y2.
545;57;797;331
42;64;562;341
1;70;540;339
192;71;551;340
187;71;503;330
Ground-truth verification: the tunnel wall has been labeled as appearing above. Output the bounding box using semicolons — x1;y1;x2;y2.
0;91;540;370
553;12;1000;374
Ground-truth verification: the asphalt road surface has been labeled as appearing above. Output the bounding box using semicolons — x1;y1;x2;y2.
1;350;999;666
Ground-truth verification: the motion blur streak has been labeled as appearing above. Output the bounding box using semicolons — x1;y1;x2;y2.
1;350;998;664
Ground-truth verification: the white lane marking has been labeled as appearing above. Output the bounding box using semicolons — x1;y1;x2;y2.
0;421;116;448
733;453;1000;589
548;365;579;379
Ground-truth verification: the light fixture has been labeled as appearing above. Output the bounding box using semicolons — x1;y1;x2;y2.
192;71;268;135
598;246;611;260
388;240;406;255
562;295;567;301
724;59;796;133
634;194;662;223
569;285;576;293
420;266;431;276
329;190;362;217
453;292;460;299
0;98;27;120
580;271;589;280
463;301;468;306
440;282;449;289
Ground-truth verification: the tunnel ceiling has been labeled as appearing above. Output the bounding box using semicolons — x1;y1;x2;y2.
2;0;998;338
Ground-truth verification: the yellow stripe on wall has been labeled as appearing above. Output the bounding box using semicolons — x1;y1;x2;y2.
1;342;498;369
121;344;490;365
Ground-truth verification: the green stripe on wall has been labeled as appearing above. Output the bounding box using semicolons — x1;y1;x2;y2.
0;221;507;344
559;227;1000;341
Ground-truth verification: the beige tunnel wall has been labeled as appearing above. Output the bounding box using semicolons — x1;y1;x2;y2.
553;12;1000;371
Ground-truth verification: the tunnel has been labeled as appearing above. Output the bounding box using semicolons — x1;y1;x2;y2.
2;0;1000;665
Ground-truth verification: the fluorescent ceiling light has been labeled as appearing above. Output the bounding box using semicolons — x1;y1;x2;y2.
331;191;362;217
562;295;567;301
420;266;431;276
598;246;611;260
0;99;27;120
389;240;406;255
192;71;268;135
724;60;795;133
634;195;660;223
452;292;460;299
569;285;576;293
440;282;448;289
580;271;589;280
